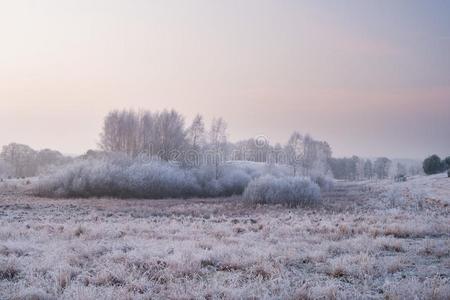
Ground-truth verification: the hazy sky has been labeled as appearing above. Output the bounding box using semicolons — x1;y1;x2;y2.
1;0;449;158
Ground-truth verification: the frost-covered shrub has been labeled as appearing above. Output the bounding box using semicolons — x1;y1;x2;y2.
198;168;252;197
243;175;321;207
33;156;330;200
310;174;334;191
384;187;404;208
34;159;202;199
219;169;252;196
394;174;407;182
33;157;264;199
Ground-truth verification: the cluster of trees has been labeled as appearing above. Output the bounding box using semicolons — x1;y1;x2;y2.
328;156;390;180
282;133;332;176
100;109;189;160
422;155;450;175
0;143;71;178
328;156;422;180
99;109;332;177
229;133;332;176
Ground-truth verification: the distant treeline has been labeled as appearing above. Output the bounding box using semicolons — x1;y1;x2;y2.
0;143;72;178
1;108;440;180
0;106;332;179
328;156;423;180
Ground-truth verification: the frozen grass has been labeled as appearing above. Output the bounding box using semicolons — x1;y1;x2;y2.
0;176;449;299
243;175;321;207
381;173;450;208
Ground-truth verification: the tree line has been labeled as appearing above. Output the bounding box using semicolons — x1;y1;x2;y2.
0;143;71;178
98;109;333;177
1;109;332;179
4;108;441;181
328;156;424;180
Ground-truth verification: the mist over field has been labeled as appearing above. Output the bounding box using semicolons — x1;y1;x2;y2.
1;1;449;299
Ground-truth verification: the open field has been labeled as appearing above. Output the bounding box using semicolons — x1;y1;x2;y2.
0;174;449;299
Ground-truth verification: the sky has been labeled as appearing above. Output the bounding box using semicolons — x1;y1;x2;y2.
0;0;449;159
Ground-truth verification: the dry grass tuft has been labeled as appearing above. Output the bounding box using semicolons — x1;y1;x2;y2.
0;259;20;281
73;225;86;237
326;261;347;278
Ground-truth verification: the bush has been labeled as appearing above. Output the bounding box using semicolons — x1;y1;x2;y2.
394;174;407;182
310;174;334;191
34;159;199;199
422;155;445;175
445;156;450;170
32;157;266;199
243;175;321;207
33;156;332;200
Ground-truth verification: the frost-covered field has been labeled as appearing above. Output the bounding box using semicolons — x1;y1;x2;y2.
0;175;449;299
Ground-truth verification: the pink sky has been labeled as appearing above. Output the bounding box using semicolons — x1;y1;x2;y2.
0;1;449;158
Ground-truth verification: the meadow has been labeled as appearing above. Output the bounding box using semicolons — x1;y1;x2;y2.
0;174;449;299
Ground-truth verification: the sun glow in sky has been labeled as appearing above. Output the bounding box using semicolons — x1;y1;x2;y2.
0;0;449;158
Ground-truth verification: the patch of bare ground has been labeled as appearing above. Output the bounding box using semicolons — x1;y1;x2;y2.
0;176;449;299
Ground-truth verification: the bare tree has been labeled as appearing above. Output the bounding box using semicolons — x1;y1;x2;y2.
137;111;157;157
271;143;284;165
312;141;332;175
285;132;304;176
122;110;139;157
187;114;205;150
100;110;126;154
364;159;373;179
374;157;392;179
301;135;317;176
156;110;187;161
208;118;227;179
